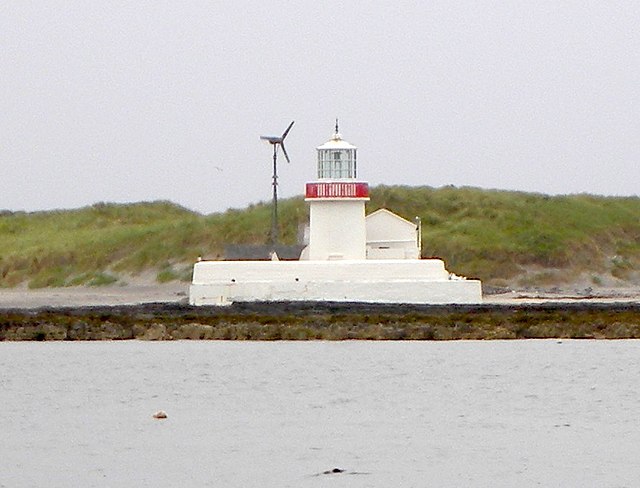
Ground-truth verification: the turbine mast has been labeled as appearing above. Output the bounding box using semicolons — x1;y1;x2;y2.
271;143;279;245
259;120;295;246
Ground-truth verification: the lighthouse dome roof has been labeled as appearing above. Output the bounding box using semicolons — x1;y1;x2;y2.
316;131;357;151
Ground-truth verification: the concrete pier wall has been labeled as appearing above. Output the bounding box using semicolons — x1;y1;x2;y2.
190;259;481;306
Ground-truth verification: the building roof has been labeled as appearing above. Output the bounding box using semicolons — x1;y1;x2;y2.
366;208;417;228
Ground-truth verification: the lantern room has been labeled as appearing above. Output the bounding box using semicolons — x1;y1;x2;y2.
316;122;357;179
305;122;369;200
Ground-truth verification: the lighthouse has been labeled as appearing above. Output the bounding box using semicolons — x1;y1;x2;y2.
304;122;369;260
189;122;483;306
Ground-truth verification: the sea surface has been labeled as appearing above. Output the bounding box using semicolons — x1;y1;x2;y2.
1;340;639;487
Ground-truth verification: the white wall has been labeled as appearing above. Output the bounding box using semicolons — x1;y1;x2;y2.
366;246;419;260
190;259;482;305
366;209;417;243
192;259;449;283
365;209;420;259
308;199;367;260
191;280;482;306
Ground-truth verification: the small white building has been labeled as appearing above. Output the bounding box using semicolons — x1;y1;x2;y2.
366;209;421;260
190;124;482;305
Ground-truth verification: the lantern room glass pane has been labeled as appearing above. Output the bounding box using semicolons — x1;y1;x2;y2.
318;148;356;179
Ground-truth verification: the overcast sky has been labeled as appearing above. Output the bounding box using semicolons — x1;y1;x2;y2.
2;1;639;214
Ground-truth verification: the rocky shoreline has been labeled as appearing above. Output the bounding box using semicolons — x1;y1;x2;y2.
2;300;640;341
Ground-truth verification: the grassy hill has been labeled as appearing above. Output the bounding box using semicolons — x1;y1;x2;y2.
1;186;639;289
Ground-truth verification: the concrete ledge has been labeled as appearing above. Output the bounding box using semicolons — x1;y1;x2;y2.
190;259;481;305
193;259;450;282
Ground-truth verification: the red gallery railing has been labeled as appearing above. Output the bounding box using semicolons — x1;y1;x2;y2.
305;182;369;199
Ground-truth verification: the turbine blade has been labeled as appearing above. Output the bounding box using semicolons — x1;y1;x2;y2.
281;143;291;163
281;120;294;140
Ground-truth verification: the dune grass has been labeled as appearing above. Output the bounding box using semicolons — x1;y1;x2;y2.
0;187;639;288
369;186;640;284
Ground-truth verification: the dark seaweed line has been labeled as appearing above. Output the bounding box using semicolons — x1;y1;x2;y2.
5;300;640;316
2;301;640;341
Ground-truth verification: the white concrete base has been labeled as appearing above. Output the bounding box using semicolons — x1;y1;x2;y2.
189;259;482;306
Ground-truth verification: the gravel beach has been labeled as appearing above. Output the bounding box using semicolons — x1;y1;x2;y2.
1;284;640;310
0;283;189;309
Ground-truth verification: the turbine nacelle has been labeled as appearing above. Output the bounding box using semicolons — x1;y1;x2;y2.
260;120;294;163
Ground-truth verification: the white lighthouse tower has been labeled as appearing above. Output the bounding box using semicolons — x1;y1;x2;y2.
304;122;369;260
189;122;482;306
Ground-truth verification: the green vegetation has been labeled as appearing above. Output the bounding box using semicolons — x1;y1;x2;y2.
369;186;640;285
1;187;639;288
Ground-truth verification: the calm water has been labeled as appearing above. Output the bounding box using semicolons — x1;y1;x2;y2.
1;340;639;487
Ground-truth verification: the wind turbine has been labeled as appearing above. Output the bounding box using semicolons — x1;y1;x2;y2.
260;120;294;245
